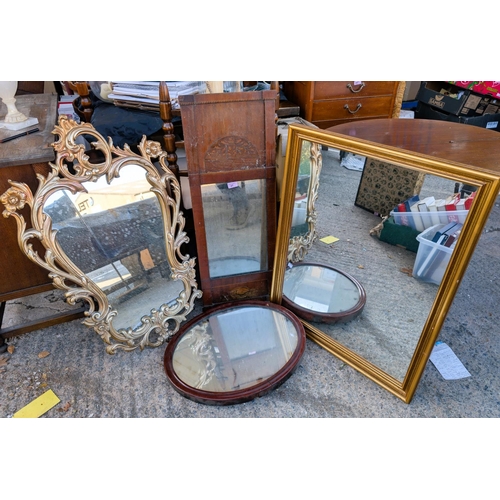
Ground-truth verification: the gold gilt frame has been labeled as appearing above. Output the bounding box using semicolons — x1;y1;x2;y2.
271;124;500;403
287;141;322;263
1;116;202;353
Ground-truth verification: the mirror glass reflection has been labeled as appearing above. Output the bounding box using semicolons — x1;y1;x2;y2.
170;305;300;392
44;164;184;331
290;140;312;238
201;179;267;278
283;263;366;323
288;140;322;263
288;144;469;381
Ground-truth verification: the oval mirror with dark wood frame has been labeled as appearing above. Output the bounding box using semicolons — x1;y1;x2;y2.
271;122;500;403
282;262;366;324
163;300;306;405
1;116;202;353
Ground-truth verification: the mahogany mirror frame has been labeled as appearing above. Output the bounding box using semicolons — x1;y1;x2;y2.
163;299;306;405
271;123;500;403
281;262;367;325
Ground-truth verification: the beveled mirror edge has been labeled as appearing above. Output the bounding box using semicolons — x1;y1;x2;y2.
271;123;500;403
1;116;203;354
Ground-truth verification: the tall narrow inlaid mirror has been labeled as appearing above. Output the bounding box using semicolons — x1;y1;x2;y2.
271;123;500;403
1;116;202;353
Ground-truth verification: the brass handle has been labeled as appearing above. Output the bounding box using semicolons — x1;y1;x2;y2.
346;82;365;93
344;103;362;114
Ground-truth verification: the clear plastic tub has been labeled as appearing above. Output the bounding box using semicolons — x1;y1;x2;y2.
413;224;455;285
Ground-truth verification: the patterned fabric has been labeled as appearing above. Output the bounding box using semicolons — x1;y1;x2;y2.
355;158;425;217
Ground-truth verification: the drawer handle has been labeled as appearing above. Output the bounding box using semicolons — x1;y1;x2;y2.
344;103;362;114
346;82;365;93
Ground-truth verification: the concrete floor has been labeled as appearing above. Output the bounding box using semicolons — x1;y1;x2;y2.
1;155;500;419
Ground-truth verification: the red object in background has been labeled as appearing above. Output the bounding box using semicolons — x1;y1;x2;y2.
449;81;500;98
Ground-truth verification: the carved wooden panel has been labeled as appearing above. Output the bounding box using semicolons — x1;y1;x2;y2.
205;136;260;171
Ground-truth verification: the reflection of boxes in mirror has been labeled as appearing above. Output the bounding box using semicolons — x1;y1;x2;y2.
276;117;317;201
390;209;469;232
413;225;455;285
355;159;426;216
292;199;307;227
379;216;420;253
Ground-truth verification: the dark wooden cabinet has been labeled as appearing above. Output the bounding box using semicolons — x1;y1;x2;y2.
0;93;59;302
282;81;405;129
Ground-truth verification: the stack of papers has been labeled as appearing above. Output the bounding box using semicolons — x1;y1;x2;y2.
108;81;206;110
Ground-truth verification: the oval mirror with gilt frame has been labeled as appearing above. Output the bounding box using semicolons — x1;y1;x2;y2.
1;116;202;353
271;123;500;404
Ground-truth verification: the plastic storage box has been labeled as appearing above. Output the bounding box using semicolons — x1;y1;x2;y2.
390;209;468;232
413;224;455;285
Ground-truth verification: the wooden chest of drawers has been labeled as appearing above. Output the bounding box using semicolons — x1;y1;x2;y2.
282;81;406;129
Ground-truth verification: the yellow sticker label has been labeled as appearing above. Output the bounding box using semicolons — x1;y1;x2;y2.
13;389;60;418
320;236;340;244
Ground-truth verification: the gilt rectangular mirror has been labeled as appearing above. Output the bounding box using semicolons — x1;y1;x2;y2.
271;123;500;403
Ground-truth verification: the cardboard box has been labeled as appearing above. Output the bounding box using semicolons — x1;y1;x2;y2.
416;81;470;116
415;102;500;132
448;81;500;99
415;101;460;122
403;81;421;101
459;113;500;132
460;93;500;117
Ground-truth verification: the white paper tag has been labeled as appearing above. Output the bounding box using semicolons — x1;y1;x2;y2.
429;341;471;380
486;121;498;129
227;181;238;189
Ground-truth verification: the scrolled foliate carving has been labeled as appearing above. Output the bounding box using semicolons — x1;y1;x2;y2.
205;135;260;170
288;142;322;263
1;116;202;354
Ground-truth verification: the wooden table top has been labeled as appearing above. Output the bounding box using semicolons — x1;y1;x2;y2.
0;93;58;168
328;118;500;175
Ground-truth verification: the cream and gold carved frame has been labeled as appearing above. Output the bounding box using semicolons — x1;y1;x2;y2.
271;123;500;403
287;141;322;263
1;116;202;353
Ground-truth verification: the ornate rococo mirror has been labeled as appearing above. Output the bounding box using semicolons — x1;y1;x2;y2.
287;141;322;263
271;123;500;403
1;116;202;353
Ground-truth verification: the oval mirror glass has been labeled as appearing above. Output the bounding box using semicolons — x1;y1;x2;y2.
164;300;306;405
